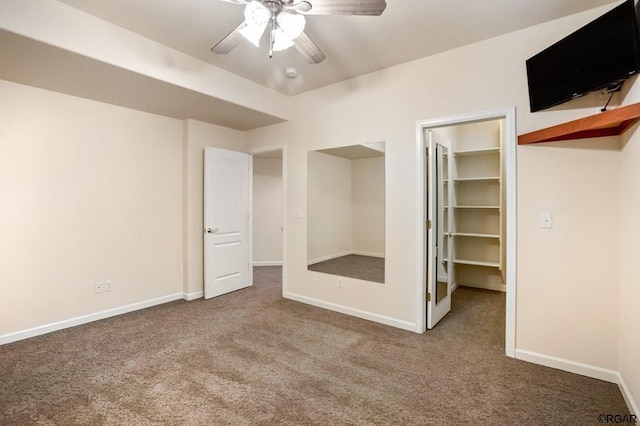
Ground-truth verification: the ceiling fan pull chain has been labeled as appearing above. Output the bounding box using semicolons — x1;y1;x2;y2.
269;14;275;58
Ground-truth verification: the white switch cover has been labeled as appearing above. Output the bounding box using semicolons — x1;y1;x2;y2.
540;213;553;229
295;208;304;218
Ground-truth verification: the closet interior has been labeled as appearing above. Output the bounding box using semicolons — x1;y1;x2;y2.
439;118;506;292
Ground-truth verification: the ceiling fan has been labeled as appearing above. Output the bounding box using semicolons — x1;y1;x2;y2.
211;0;387;64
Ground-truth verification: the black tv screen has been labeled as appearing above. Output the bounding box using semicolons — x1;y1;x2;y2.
526;0;640;112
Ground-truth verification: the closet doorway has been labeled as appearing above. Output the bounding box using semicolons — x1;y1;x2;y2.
416;109;516;357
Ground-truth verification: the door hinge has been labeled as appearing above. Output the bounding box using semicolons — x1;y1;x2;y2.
427;220;432;229
426;292;431;302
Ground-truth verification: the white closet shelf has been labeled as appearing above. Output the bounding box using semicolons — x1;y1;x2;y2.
453;259;500;267
454;233;500;239
453;177;500;182
453;205;500;209
454;147;500;156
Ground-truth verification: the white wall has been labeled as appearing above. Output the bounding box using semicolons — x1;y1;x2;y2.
307;151;352;263
517;137;620;369
618;83;640;414
456;120;501;151
351;156;385;257
245;4;624;363
0;80;183;335
0;85;247;334
307;152;385;264
252;157;283;265
0;85;248;334
183;119;245;298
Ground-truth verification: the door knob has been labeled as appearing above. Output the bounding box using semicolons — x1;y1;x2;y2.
205;227;219;234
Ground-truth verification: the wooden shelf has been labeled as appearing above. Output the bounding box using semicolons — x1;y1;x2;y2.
518;102;640;145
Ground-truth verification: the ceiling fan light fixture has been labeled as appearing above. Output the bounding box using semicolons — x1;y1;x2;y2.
272;11;305;52
243;1;270;26
272;28;295;52
276;11;305;40
212;0;386;63
239;23;266;47
239;0;270;47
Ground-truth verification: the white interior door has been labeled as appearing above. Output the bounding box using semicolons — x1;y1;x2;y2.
427;130;453;328
204;147;251;299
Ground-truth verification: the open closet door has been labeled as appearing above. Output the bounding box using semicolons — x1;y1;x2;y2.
427;130;452;329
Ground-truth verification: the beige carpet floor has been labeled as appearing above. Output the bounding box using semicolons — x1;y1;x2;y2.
0;266;629;425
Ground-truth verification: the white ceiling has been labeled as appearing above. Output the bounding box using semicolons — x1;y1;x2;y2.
318;144;385;160
57;0;617;96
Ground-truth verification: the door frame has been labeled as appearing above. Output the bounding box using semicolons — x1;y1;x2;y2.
415;108;517;358
248;145;288;296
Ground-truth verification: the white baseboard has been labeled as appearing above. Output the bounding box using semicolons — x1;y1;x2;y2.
516;350;638;414
352;251;385;258
617;373;639;415
284;291;416;332
515;349;619;383
308;250;385;266
252;261;283;266
0;293;183;346
457;281;506;292
183;290;203;301
308;251;353;266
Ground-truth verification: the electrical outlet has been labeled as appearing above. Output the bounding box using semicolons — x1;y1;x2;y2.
338;279;342;289
260;246;265;253
105;280;113;292
95;281;105;293
540;212;553;229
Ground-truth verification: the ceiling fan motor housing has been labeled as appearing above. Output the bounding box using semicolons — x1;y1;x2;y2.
263;1;284;15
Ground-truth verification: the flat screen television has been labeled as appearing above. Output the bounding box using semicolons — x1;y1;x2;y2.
526;0;640;112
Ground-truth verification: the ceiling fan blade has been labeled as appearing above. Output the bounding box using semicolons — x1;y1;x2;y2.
218;0;249;4
294;31;326;64
283;1;312;13
299;0;387;15
211;21;248;54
